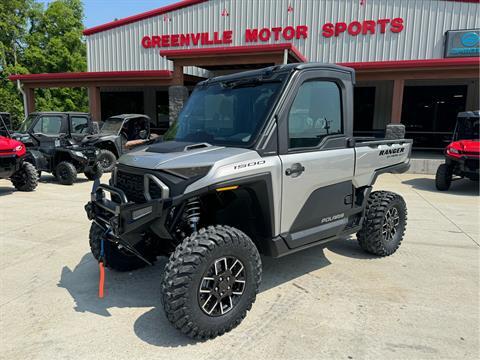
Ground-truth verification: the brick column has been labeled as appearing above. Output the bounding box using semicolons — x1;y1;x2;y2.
168;86;189;125
88;86;101;122
25;87;35;114
172;62;184;85
391;79;405;124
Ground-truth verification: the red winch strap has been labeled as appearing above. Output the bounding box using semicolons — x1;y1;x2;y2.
98;261;105;298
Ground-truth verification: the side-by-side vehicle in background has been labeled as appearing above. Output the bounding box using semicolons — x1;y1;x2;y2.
435;111;479;190
12;112;102;184
81;114;152;172
0;114;38;191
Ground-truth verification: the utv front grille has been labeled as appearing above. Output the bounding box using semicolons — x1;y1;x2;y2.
465;159;479;171
116;169;169;204
0;156;16;170
116;171;145;203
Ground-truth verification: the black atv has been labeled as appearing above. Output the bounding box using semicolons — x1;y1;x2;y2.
81;114;151;173
26;134;102;185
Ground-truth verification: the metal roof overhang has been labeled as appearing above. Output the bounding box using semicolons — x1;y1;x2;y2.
8;70;176;88
8;57;479;87
343;57;480;81
160;43;307;71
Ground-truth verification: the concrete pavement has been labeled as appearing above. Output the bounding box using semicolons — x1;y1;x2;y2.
0;173;479;360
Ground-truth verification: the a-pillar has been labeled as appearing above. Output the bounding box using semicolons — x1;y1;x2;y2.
390;79;405;124
25;87;35;114
88;86;101;122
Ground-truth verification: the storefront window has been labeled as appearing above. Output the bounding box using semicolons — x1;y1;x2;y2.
401;85;467;149
156;90;169;132
353;87;376;136
100;92;144;120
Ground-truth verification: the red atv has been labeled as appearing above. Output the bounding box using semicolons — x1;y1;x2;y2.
435;111;479;191
0;115;38;191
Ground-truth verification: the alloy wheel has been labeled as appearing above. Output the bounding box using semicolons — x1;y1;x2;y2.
198;256;246;316
382;207;400;242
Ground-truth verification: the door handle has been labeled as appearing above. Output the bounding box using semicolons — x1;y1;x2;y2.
285;163;305;177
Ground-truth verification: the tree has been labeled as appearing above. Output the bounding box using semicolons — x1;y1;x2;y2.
0;0;88;128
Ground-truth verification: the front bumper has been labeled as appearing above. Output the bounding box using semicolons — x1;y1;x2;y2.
0;154;20;179
85;183;170;241
446;154;479;177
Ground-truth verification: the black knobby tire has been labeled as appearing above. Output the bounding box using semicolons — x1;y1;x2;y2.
84;165;103;181
55;161;77;185
89;223;156;272
97;149;116;173
356;191;407;256
162;225;262;340
435;163;452;191
11;162;38;191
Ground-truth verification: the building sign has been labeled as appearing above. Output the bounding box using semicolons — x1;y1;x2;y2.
141;18;404;49
445;29;480;58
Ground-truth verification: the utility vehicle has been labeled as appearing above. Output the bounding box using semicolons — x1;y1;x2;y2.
0;115;38;191
85;63;411;340
81;114;151;172
12;112;102;184
435;111;479;190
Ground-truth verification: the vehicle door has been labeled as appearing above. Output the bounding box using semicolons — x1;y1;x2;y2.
70;115;91;143
31;114;67;152
278;70;355;248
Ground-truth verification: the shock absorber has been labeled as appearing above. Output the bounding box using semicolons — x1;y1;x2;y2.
185;197;201;232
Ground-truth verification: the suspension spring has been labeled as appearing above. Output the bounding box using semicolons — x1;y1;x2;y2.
185;197;201;232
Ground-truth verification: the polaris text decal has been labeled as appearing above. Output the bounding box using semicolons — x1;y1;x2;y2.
321;213;345;224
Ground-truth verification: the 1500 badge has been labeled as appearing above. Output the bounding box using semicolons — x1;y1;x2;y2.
234;160;266;170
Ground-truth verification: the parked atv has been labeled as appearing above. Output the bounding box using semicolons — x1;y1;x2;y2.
86;63;412;340
26;135;102;185
0;115;38;191
435;111;479;191
12;112;102;184
81;114;151;172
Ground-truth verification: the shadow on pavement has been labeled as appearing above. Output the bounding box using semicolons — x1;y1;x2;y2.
402;177;479;196
0;186;15;196
39;174;90;185
326;236;378;260
58;240;366;347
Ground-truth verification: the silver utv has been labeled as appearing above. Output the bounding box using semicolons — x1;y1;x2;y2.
85;63;411;340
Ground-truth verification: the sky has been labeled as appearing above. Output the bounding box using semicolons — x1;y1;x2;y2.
37;0;177;29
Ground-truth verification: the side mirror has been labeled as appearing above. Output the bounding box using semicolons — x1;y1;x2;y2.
139;129;148;139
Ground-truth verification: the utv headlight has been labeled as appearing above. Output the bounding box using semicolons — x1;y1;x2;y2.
13;145;23;152
73;151;86;158
163;166;212;179
447;147;460;155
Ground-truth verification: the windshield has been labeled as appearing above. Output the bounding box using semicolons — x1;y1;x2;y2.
455;118;479;141
101;117;124;134
0;116;9;137
164;75;286;147
18;114;37;133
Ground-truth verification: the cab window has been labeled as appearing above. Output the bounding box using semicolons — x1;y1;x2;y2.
71;116;89;134
32;116;63;135
288;80;342;149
